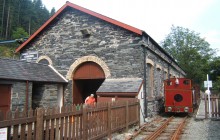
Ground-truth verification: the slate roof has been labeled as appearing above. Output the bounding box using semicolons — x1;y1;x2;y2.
0;58;68;83
97;78;143;93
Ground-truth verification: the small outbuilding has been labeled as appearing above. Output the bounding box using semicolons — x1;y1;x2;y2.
0;58;68;118
96;78;145;123
96;78;143;102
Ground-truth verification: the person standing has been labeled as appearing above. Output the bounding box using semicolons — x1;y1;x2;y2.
85;94;96;106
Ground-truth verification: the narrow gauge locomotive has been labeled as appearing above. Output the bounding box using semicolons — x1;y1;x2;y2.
164;78;200;113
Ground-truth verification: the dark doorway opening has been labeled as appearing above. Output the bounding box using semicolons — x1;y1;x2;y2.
73;79;104;104
72;61;106;105
32;83;44;110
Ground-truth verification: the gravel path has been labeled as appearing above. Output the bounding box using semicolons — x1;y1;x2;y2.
181;118;220;140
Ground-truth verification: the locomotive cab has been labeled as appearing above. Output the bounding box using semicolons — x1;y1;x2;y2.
164;78;194;113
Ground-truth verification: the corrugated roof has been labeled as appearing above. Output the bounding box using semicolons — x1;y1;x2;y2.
0;58;68;83
97;78;143;93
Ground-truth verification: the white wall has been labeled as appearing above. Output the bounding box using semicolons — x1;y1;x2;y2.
137;84;145;124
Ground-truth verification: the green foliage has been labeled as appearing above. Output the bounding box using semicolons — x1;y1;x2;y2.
50;7;56;17
0;0;52;58
209;57;220;91
0;45;18;59
161;25;215;86
12;27;28;39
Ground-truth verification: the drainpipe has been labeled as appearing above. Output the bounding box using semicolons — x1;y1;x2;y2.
142;44;147;119
168;63;170;80
142;36;149;119
127;40;148;119
168;61;172;80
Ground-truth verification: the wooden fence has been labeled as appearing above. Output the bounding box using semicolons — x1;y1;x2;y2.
0;99;140;140
204;94;220;118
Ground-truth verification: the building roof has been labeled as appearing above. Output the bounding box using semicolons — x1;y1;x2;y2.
97;78;143;93
14;1;185;76
0;58;68;83
15;1;142;53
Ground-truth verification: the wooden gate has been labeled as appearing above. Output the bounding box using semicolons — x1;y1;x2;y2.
204;94;220;118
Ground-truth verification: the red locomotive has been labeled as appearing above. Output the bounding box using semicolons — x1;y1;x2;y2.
164;78;200;113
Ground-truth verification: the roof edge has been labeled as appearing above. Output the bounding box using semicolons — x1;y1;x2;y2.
16;1;142;53
65;2;143;35
49;65;68;83
15;3;68;53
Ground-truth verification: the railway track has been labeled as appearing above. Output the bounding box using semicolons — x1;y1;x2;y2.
127;116;187;140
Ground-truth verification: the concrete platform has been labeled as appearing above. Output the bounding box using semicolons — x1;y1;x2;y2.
195;99;206;120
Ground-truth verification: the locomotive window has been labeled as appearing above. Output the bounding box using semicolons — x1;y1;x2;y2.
174;94;183;102
183;80;190;85
167;81;172;86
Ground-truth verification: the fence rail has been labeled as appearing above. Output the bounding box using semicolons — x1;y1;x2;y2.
204;94;220;118
0;99;140;140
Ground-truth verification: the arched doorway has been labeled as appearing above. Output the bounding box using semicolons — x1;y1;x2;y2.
72;61;105;104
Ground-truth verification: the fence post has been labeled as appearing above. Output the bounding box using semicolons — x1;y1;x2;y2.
125;101;129;132
215;98;217;117
217;96;220;117
205;95;207;119
137;100;140;127
36;108;44;140
6;111;12;140
107;102;111;139
211;97;214;117
82;106;88;140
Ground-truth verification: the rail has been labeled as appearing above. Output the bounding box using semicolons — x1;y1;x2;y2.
127;116;188;140
171;116;187;140
145;116;174;140
126;116;163;140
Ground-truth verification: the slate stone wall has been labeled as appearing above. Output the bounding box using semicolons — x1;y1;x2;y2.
0;80;33;111
32;84;59;109
22;9;144;104
20;8;185;115
0;80;60;111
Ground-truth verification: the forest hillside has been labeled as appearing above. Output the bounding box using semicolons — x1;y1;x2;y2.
0;0;55;58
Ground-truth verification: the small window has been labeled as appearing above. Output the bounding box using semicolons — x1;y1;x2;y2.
36;56;52;65
167;81;172;86
183;80;190;85
38;59;49;65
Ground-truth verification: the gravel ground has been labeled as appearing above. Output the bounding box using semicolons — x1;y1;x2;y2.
103;99;220;140
181;118;220;140
102;116;220;140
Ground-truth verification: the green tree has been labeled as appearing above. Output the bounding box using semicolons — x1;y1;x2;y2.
50;7;56;17
0;0;50;58
161;26;215;85
0;0;49;39
12;27;28;39
209;57;220;91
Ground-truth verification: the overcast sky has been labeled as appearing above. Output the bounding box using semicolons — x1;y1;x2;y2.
41;0;220;56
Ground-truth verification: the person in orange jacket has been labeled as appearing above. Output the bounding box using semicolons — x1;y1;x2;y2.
85;94;96;106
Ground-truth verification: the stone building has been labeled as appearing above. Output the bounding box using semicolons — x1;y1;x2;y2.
15;2;185;116
0;58;67;118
